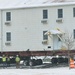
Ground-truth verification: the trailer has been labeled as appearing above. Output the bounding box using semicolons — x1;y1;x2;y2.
1;50;75;56
0;50;75;66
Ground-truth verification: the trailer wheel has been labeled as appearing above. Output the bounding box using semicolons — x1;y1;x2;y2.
51;58;58;64
23;61;27;66
36;59;43;65
29;61;33;66
29;59;36;66
58;57;64;64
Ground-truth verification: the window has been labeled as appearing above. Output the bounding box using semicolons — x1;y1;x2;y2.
6;12;11;21
58;37;61;41
58;35;62;41
73;8;75;17
43;10;48;19
58;9;63;18
43;31;48;40
6;32;11;41
73;29;75;39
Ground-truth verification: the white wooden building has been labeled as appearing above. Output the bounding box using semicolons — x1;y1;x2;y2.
0;0;75;52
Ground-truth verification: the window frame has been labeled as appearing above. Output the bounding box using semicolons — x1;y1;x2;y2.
6;32;11;41
43;31;48;40
6;12;11;21
58;35;62;41
73;29;75;39
58;9;63;18
73;8;75;17
43;10;48;19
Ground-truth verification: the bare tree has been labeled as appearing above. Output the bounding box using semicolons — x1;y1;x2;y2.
61;32;75;50
60;32;75;68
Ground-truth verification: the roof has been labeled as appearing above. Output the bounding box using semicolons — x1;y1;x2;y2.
45;30;64;35
0;0;75;9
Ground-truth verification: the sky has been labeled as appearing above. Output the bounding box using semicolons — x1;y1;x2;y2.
0;67;75;75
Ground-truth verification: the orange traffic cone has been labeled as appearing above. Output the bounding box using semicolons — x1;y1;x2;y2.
70;58;75;68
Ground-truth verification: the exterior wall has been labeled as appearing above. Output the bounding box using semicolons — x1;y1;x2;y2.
0;10;2;51
2;8;50;51
1;4;75;52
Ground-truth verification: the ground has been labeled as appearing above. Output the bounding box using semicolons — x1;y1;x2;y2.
0;67;75;75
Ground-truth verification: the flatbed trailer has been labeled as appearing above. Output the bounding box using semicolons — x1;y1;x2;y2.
0;50;75;66
0;50;75;56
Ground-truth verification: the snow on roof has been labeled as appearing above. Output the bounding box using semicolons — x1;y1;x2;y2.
50;30;63;34
0;0;75;9
45;29;64;35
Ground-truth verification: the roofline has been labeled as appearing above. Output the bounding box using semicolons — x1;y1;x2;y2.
1;2;75;10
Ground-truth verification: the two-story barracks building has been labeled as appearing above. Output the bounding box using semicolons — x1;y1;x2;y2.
0;0;75;52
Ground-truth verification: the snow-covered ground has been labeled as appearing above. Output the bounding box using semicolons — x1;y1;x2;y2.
0;67;75;75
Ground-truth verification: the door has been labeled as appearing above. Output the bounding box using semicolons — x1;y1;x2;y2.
53;35;62;50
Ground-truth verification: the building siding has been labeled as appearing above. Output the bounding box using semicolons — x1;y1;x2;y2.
0;4;74;51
